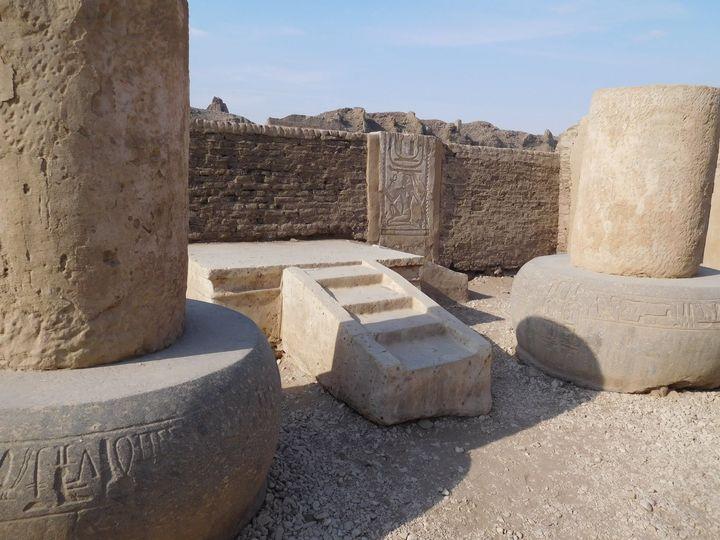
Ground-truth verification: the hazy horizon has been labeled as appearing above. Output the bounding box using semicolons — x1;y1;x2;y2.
188;0;720;135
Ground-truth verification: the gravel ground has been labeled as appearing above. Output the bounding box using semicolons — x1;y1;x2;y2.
239;275;720;540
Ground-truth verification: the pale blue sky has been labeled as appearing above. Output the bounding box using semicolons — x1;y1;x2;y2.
188;0;720;135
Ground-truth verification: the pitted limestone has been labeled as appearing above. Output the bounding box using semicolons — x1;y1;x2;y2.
570;85;720;278
0;0;189;369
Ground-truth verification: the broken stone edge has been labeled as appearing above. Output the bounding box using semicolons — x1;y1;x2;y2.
0;300;281;540
190;118;367;141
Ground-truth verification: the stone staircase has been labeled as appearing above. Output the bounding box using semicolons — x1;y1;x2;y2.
281;260;492;425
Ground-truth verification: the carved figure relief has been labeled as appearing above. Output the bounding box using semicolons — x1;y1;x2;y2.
379;133;434;236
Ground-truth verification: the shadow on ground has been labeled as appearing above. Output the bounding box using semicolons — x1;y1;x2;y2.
239;313;601;539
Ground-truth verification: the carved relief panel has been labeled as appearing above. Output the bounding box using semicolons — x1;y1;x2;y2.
367;132;441;259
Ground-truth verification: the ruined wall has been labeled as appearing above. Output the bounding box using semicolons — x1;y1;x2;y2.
189;120;368;242
439;144;561;272
189;121;562;272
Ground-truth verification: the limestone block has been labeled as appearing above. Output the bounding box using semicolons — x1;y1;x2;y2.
281;260;491;425
420;261;468;303
557;117;588;252
0;1;189;369
703;151;720;268
570;85;720;278
367;132;442;260
511;255;720;392
0;300;281;539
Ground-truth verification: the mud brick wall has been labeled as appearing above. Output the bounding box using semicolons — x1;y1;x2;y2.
189;121;368;242
439;144;560;272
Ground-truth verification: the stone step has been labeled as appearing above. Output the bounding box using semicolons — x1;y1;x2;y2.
305;264;383;288
281;260;492;425
326;283;413;315
358;310;445;344
382;333;476;371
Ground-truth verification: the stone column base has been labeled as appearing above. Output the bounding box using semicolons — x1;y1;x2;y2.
0;300;281;540
510;254;720;392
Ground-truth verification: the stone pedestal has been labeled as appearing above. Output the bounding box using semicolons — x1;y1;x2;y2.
1;2;281;537
511;255;720;392
515;85;720;393
0;0;189;369
570;85;720;278
0;301;281;539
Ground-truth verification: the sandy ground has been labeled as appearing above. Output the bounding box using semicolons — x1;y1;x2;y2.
239;275;720;540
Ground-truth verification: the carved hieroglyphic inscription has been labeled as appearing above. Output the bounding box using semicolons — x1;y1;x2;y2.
536;279;720;330
378;132;434;236
0;418;182;523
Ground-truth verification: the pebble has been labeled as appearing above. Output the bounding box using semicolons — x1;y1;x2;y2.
418;419;434;429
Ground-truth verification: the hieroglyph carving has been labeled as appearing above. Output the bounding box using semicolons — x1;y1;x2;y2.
534;280;720;330
0;418;182;523
379;133;434;235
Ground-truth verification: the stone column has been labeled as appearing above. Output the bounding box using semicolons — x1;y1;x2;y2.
570;85;720;278
0;0;189;369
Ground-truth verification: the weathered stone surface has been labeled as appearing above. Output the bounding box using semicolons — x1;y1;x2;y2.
570;85;720;278
207;96;229;113
367;132;443;259
439;144;560;272
282;260;491;425
187;123;562;272
703;151;720;268
420;261;468;303
0;300;281;539
189;122;367;243
0;58;13;102
0;1;189;369
511;255;720;392
267;107;558;151
187;240;424;341
557;117;588;252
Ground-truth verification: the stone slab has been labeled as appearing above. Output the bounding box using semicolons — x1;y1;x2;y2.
187;240;425;340
366;132;442;259
420;261;468;303
0;300;281;539
189;240;424;277
511;254;720;392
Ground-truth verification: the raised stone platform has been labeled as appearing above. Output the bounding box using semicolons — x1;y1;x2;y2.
187;240;425;340
0;300;281;540
511;254;720;392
